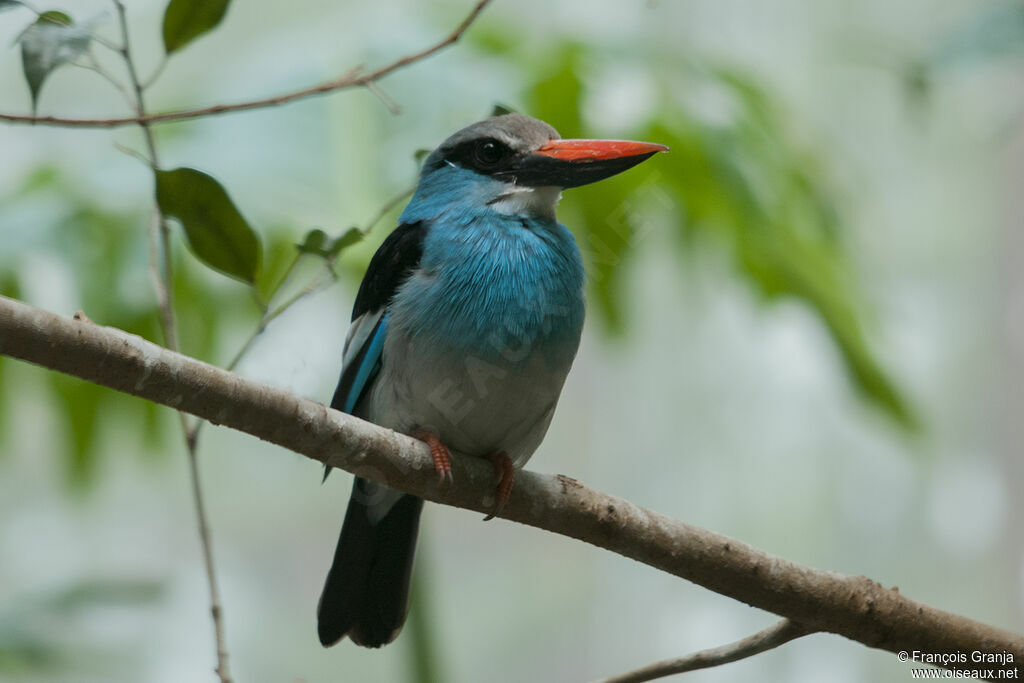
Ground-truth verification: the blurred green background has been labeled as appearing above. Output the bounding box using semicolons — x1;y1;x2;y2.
0;0;1021;681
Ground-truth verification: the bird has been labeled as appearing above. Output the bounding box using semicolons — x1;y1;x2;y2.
317;113;667;648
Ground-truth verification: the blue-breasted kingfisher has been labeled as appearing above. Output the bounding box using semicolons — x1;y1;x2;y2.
317;113;667;648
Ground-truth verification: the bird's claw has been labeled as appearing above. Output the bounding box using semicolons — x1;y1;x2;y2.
411;428;453;485
482;451;514;521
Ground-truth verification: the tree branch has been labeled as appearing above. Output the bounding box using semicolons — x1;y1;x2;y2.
0;294;1021;678
0;0;492;129
595;619;813;683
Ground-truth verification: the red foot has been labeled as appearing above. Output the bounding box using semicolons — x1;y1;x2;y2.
411;428;453;484
483;451;514;521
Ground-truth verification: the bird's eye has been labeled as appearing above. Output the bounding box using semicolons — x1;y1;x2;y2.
472;140;508;168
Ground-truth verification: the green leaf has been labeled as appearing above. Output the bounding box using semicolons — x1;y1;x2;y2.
413;148;431;166
155;167;262;283
296;228;329;256
490;103;516;117
162;0;231;54
328;227;363;258
297;227;363;260
18;11;92;113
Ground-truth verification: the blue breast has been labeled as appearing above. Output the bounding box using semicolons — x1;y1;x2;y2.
390;174;585;367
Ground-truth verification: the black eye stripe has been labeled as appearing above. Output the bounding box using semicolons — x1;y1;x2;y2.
476;141;503;165
446;138;514;174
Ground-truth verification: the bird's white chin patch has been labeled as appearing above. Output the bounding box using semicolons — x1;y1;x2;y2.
488;185;562;219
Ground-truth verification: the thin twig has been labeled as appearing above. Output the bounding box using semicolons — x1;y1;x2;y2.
0;0;493;128
594;619;814;683
88;32;125;55
145;207;172;336
360;183;416;236
262;270;333;325
141;53;168;90
184;431;230;677
364;80;402;115
113;142;153;167
112;2;231;681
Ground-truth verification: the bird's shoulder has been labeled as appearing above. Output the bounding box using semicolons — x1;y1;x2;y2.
351;221;428;320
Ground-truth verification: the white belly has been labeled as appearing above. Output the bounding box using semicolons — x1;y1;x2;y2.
362;329;570;467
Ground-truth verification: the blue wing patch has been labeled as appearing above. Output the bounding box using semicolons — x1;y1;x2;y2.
323;312;389;482
331;312;389;416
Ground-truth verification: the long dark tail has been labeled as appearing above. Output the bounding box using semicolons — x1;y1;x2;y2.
317;476;424;648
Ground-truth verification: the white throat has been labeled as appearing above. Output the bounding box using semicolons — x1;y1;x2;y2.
488;185;562;219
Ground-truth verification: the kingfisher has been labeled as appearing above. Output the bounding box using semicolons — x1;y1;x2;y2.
317;113;667;648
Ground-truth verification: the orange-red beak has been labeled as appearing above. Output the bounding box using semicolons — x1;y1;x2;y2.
493;137;669;189
534;139;670;162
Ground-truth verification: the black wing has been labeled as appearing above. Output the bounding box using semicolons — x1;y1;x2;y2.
350;221;428;321
324;221;429;481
